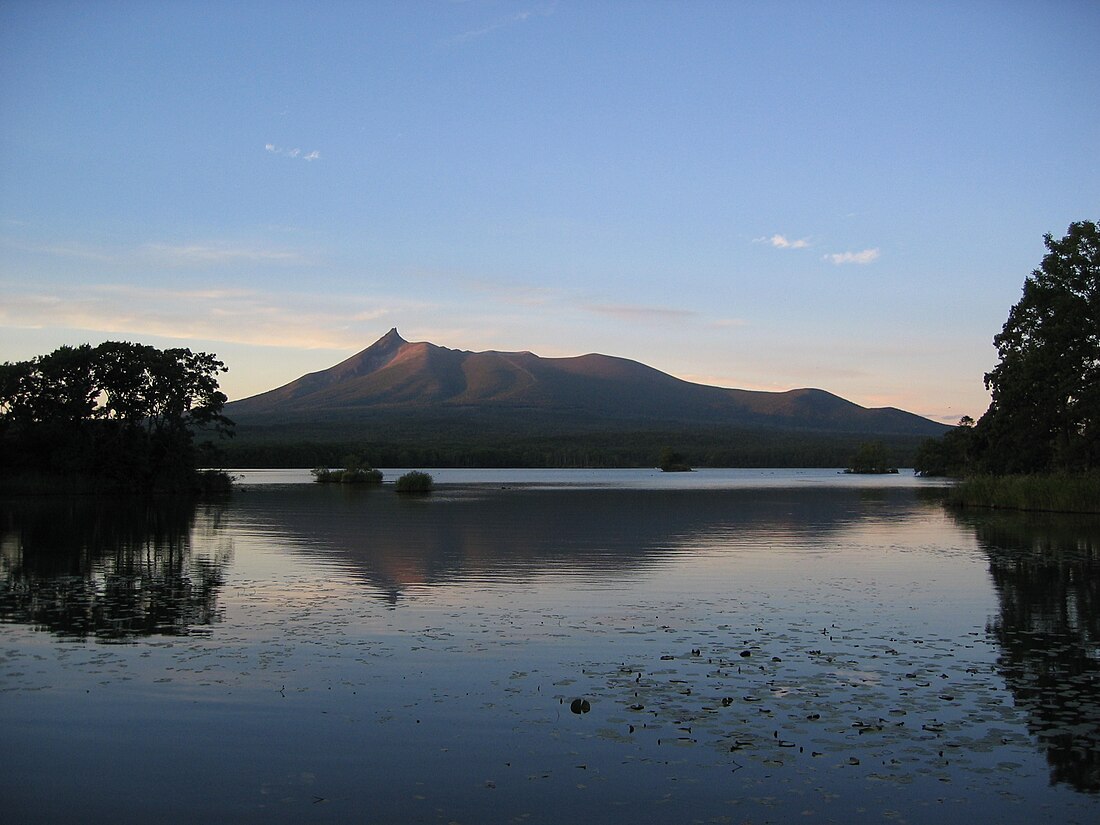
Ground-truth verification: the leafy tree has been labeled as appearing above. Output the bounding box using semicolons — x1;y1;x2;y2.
1;342;233;490
94;343;232;436
0;345;98;428
978;221;1100;473
914;416;976;477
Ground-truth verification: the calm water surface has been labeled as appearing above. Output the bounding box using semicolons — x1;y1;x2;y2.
2;470;1098;824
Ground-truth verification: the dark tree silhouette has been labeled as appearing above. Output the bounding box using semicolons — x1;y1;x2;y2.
978;220;1100;473
1;342;234;490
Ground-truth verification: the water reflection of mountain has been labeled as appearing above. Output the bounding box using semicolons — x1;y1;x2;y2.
233;484;919;603
950;508;1100;794
0;496;230;640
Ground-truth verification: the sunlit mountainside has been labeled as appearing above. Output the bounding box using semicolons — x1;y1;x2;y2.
223;329;946;468
230;328;944;435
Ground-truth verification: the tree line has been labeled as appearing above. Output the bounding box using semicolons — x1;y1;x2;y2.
220;428;929;470
916;220;1099;476
1;342;233;491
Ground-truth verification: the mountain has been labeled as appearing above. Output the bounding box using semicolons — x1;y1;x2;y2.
227;328;947;440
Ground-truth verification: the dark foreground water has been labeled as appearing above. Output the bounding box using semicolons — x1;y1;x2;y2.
1;469;1098;824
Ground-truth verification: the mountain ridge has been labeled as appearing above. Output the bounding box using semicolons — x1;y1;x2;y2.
227;328;946;438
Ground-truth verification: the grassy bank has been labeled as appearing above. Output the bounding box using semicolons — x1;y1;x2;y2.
947;473;1100;514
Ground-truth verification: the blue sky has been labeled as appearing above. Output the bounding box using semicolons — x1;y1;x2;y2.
2;0;1098;422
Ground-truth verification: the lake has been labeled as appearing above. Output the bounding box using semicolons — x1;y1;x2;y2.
2;469;1098;824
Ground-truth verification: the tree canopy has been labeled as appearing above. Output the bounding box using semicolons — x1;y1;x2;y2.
916;221;1099;476
914;416;976;477
980;220;1099;473
1;342;233;491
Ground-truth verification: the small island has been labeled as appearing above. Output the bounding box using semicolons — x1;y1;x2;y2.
312;453;383;484
395;470;434;493
844;441;898;474
658;447;693;473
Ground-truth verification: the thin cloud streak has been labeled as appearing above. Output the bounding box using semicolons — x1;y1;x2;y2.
0;283;416;350
2;235;311;267
1;237;120;262
463;278;559;307
758;233;811;249
138;243;307;266
451;4;555;43
93;284;256;301
825;248;880;265
585;303;699;322
265;143;321;161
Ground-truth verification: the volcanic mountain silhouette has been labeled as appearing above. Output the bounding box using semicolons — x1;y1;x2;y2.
227;328;945;437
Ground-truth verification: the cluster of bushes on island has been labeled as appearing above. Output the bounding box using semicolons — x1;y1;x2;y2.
914;220;1099;512
311;466;384;484
311;452;384;484
309;454;433;493
1;342;234;494
843;441;898;474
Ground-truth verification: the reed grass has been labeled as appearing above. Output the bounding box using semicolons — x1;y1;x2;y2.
947;473;1100;514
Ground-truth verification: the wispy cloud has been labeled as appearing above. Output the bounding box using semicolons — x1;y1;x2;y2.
0;282;420;350
708;317;747;329
585;303;699;322
452;4;555;43
2;235;310;268
465;279;558;307
824;248;880;265
756;233;811;249
1;237;120;262
405;268;564;309
440;271;723;326
138;243;306;266
93;285;257;301
265;143;321;161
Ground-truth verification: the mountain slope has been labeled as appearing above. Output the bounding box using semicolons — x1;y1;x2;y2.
227;328;946;438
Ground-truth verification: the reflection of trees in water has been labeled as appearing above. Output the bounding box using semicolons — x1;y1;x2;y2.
0;496;230;640
952;508;1100;793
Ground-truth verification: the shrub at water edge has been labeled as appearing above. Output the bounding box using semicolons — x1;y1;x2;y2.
395;470;433;493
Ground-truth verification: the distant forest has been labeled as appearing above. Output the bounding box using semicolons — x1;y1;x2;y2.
219;424;929;470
